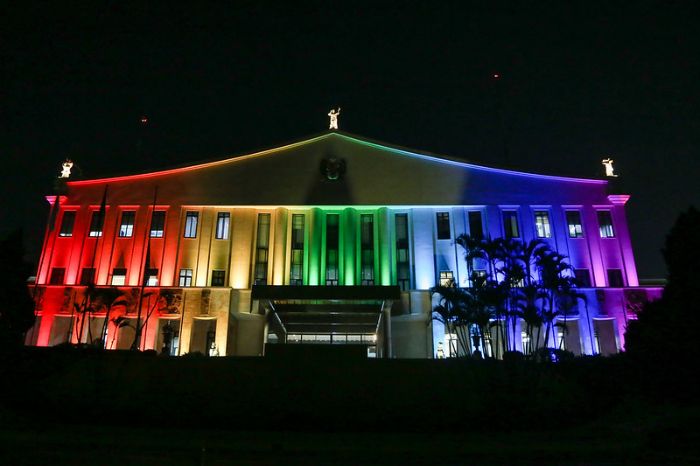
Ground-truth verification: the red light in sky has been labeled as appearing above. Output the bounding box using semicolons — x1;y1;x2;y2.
493;73;500;79
140;116;149;125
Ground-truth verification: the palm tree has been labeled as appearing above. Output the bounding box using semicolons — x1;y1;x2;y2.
431;282;471;357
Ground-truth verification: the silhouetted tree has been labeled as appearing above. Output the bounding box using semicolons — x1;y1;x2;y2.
0;230;36;348
626;207;700;361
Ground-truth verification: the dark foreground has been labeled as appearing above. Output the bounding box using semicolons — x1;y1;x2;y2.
1;347;698;465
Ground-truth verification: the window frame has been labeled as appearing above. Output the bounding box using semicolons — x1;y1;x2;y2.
211;270;226;287
111;268;127;286
150;211;166;238
118;211;136;238
88;210;104;237
533;210;552;238
215;212;230;240
565;210;584;238
49;267;66;285
436;212;451;240
183;211;199;239
178;268;193;287
597;210;615;238
468;211;484;240
502;210;520;239
58;211;76;237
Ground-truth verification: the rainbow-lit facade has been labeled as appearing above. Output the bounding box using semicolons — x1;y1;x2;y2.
28;131;662;357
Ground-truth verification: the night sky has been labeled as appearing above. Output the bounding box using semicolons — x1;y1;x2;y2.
2;1;698;279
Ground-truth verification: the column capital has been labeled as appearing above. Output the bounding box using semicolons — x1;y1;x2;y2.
607;194;630;205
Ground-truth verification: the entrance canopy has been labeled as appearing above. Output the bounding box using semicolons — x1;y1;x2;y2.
251;285;399;336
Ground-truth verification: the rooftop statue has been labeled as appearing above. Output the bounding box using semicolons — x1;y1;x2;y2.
328;107;341;130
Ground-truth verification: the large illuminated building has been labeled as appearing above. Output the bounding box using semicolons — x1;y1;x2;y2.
27;128;662;358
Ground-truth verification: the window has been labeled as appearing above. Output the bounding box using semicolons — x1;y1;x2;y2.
88;211;104;237
503;211;520;238
119;211;135;237
178;268;193;287
80;267;96;285
395;213;410;291
150;211;165;238
607;269;624;287
574;268;591;288
49;268;65;285
58;212;76;237
144;268;158;286
360;214;375;285
436;212;451;240
290;214;305;285
566;211;584;238
215;212;230;240
468;211;483;240
534;211;552;238
211;270;226;287
254;213;271;285
598;211;615;238
111;268;127;286
325;214;339;285
184;211;198;238
439;271;454;287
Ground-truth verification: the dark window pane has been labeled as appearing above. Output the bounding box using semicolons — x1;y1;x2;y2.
150;211;166;237
607;269;624;287
503;211;520;238
436;212;451;240
574;268;591;287
468;211;483;239
80;268;96;285
89;211;104;237
59;212;76;237
49;268;65;285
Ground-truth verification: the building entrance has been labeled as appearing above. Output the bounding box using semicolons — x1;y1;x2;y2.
251;285;399;358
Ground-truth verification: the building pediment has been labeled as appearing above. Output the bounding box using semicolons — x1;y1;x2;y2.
66;131;608;206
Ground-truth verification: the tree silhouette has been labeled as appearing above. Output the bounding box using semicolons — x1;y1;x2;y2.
625;206;700;361
0;230;36;348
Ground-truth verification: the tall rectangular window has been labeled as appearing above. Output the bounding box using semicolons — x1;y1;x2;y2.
566;211;584;238
211;270;226;287
215;212;230;240
290;214;305;285
119;211;135;237
49;268;65;285
59;211;76;237
184;211;198;238
360;214;375;285
468;211;483;240
436;212;451;240
144;268;159;286
88;211;104;237
150;211;165;238
254;213;271;285
503;211;520;238
598;211;615;238
574;268;591;287
395;213;410;291
325;214;339;286
607;269;624;287
80;267;96;286
178;268;193;287
111;268;127;286
534;211;552;238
